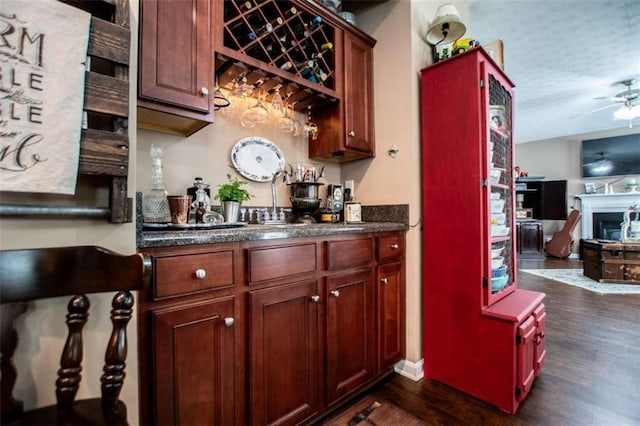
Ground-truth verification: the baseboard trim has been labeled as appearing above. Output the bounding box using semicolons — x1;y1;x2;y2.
394;358;424;381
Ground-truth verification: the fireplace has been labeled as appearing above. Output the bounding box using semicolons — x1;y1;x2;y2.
592;212;623;240
577;193;640;240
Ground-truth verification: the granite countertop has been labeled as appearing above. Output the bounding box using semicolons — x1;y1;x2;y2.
138;221;408;248
136;202;410;248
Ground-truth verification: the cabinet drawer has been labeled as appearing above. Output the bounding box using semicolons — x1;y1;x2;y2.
378;234;405;260
248;243;317;283
155;251;235;299
326;238;373;270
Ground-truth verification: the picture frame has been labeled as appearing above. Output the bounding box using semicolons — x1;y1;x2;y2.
584;183;596;194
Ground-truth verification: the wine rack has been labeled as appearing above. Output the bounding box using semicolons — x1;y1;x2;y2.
216;0;339;112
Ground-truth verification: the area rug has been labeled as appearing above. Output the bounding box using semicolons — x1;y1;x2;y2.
322;395;425;425
520;269;640;294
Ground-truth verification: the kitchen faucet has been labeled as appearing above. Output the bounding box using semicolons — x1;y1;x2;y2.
266;170;287;223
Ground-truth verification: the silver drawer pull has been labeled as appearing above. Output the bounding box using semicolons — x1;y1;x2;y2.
310;295;320;303
348;130;356;137
390;244;399;250
330;290;340;297
224;317;234;327
199;87;209;96
195;268;207;279
381;277;388;285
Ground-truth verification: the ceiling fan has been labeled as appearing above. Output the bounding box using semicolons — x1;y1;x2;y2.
591;79;640;124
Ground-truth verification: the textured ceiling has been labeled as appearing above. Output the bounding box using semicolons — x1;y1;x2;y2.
468;0;640;143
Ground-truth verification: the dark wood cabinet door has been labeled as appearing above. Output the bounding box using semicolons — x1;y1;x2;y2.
249;280;321;425
152;297;236;426
326;269;375;403
139;0;212;113
516;220;544;258
377;261;404;371
343;31;374;154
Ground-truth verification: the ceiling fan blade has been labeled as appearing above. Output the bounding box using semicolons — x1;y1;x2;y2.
570;103;619;118
593;96;623;102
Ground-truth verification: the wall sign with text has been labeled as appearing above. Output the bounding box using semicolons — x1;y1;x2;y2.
0;0;90;195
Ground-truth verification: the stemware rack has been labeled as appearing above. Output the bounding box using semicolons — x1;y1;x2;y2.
215;0;343;112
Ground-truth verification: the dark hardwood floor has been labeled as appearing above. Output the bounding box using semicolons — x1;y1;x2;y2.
333;257;640;425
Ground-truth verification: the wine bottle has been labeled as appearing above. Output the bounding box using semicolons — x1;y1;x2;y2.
313;66;328;82
295;59;315;70
238;1;253;12
312;42;333;59
279;60;293;71
238;31;257;43
300;61;319;83
283;7;297;17
258;22;273;36
291;21;309;38
307;16;322;29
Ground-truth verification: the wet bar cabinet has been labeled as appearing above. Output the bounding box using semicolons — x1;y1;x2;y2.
420;47;546;414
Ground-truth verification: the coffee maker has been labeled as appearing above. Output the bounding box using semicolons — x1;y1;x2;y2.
319;184;344;222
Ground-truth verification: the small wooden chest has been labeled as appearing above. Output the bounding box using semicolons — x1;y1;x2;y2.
582;239;640;284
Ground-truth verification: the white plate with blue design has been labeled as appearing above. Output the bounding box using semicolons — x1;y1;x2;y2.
231;137;285;182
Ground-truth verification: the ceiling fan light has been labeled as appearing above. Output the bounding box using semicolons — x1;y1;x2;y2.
614;104;640;120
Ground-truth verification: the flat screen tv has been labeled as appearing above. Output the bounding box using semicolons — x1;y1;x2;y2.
581;134;640;178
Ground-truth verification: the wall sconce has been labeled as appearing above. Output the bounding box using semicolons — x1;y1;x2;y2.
425;4;467;62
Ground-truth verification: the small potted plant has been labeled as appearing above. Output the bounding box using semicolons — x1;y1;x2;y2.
215;173;251;222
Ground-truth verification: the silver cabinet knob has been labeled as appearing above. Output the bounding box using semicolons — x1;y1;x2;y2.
380;277;388;285
390;243;399;250
200;87;209;96
195;268;206;279
348;130;356;137
224;317;234;327
330;290;340;297
310;295;320;303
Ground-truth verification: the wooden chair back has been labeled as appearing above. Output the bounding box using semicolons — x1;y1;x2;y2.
545;209;582;258
0;246;151;425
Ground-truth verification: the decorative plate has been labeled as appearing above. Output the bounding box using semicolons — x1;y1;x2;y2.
231;137;285;182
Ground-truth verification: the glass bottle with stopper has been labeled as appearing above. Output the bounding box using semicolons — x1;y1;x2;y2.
189;177;212;213
143;144;171;223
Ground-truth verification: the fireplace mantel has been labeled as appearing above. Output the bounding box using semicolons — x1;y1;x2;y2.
576;192;640;239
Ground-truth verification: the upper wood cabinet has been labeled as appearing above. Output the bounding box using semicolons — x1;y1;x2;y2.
138;0;214;136
137;0;377;162
311;30;375;162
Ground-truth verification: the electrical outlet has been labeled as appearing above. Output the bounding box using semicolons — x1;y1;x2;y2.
345;179;355;198
344;179;356;195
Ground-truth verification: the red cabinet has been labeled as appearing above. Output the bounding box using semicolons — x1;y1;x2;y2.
421;47;546;414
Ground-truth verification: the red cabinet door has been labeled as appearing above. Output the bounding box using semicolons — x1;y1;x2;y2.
532;303;547;376
516;315;536;401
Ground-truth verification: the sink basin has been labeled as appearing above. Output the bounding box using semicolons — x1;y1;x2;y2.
265;223;310;228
